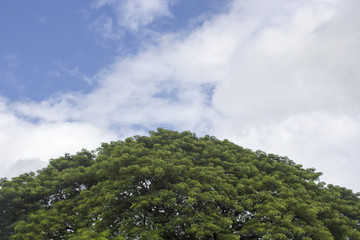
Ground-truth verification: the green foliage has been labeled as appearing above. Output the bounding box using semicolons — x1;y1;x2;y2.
1;128;359;239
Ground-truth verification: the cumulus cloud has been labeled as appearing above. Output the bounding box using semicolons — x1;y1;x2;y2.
1;0;360;191
212;112;360;191
213;0;359;121
1;159;47;179
0;97;117;178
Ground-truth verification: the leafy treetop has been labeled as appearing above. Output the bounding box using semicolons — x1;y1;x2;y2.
1;128;359;239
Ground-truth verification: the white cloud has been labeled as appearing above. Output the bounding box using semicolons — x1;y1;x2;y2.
1;159;47;179
2;0;360;192
89;15;123;42
0;97;117;178
212;112;360;191
118;0;173;31
92;0;174;33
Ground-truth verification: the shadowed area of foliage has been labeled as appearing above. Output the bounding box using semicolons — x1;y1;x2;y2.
1;128;360;239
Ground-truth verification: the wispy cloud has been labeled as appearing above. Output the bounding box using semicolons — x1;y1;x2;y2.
1;0;360;191
38;17;46;24
48;70;61;78
88;15;123;43
92;0;174;32
2;54;19;68
116;0;174;31
55;62;93;85
0;54;23;94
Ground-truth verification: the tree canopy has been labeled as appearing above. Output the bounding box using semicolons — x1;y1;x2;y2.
1;128;360;239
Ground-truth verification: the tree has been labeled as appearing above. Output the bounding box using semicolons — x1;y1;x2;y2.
1;128;359;239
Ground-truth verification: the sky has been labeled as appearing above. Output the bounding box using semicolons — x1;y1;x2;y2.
0;0;359;192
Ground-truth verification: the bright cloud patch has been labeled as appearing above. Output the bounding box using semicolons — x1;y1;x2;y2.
214;112;360;192
0;97;116;178
93;0;174;32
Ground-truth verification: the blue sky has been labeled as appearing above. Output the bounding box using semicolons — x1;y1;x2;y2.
0;0;226;101
1;0;360;192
